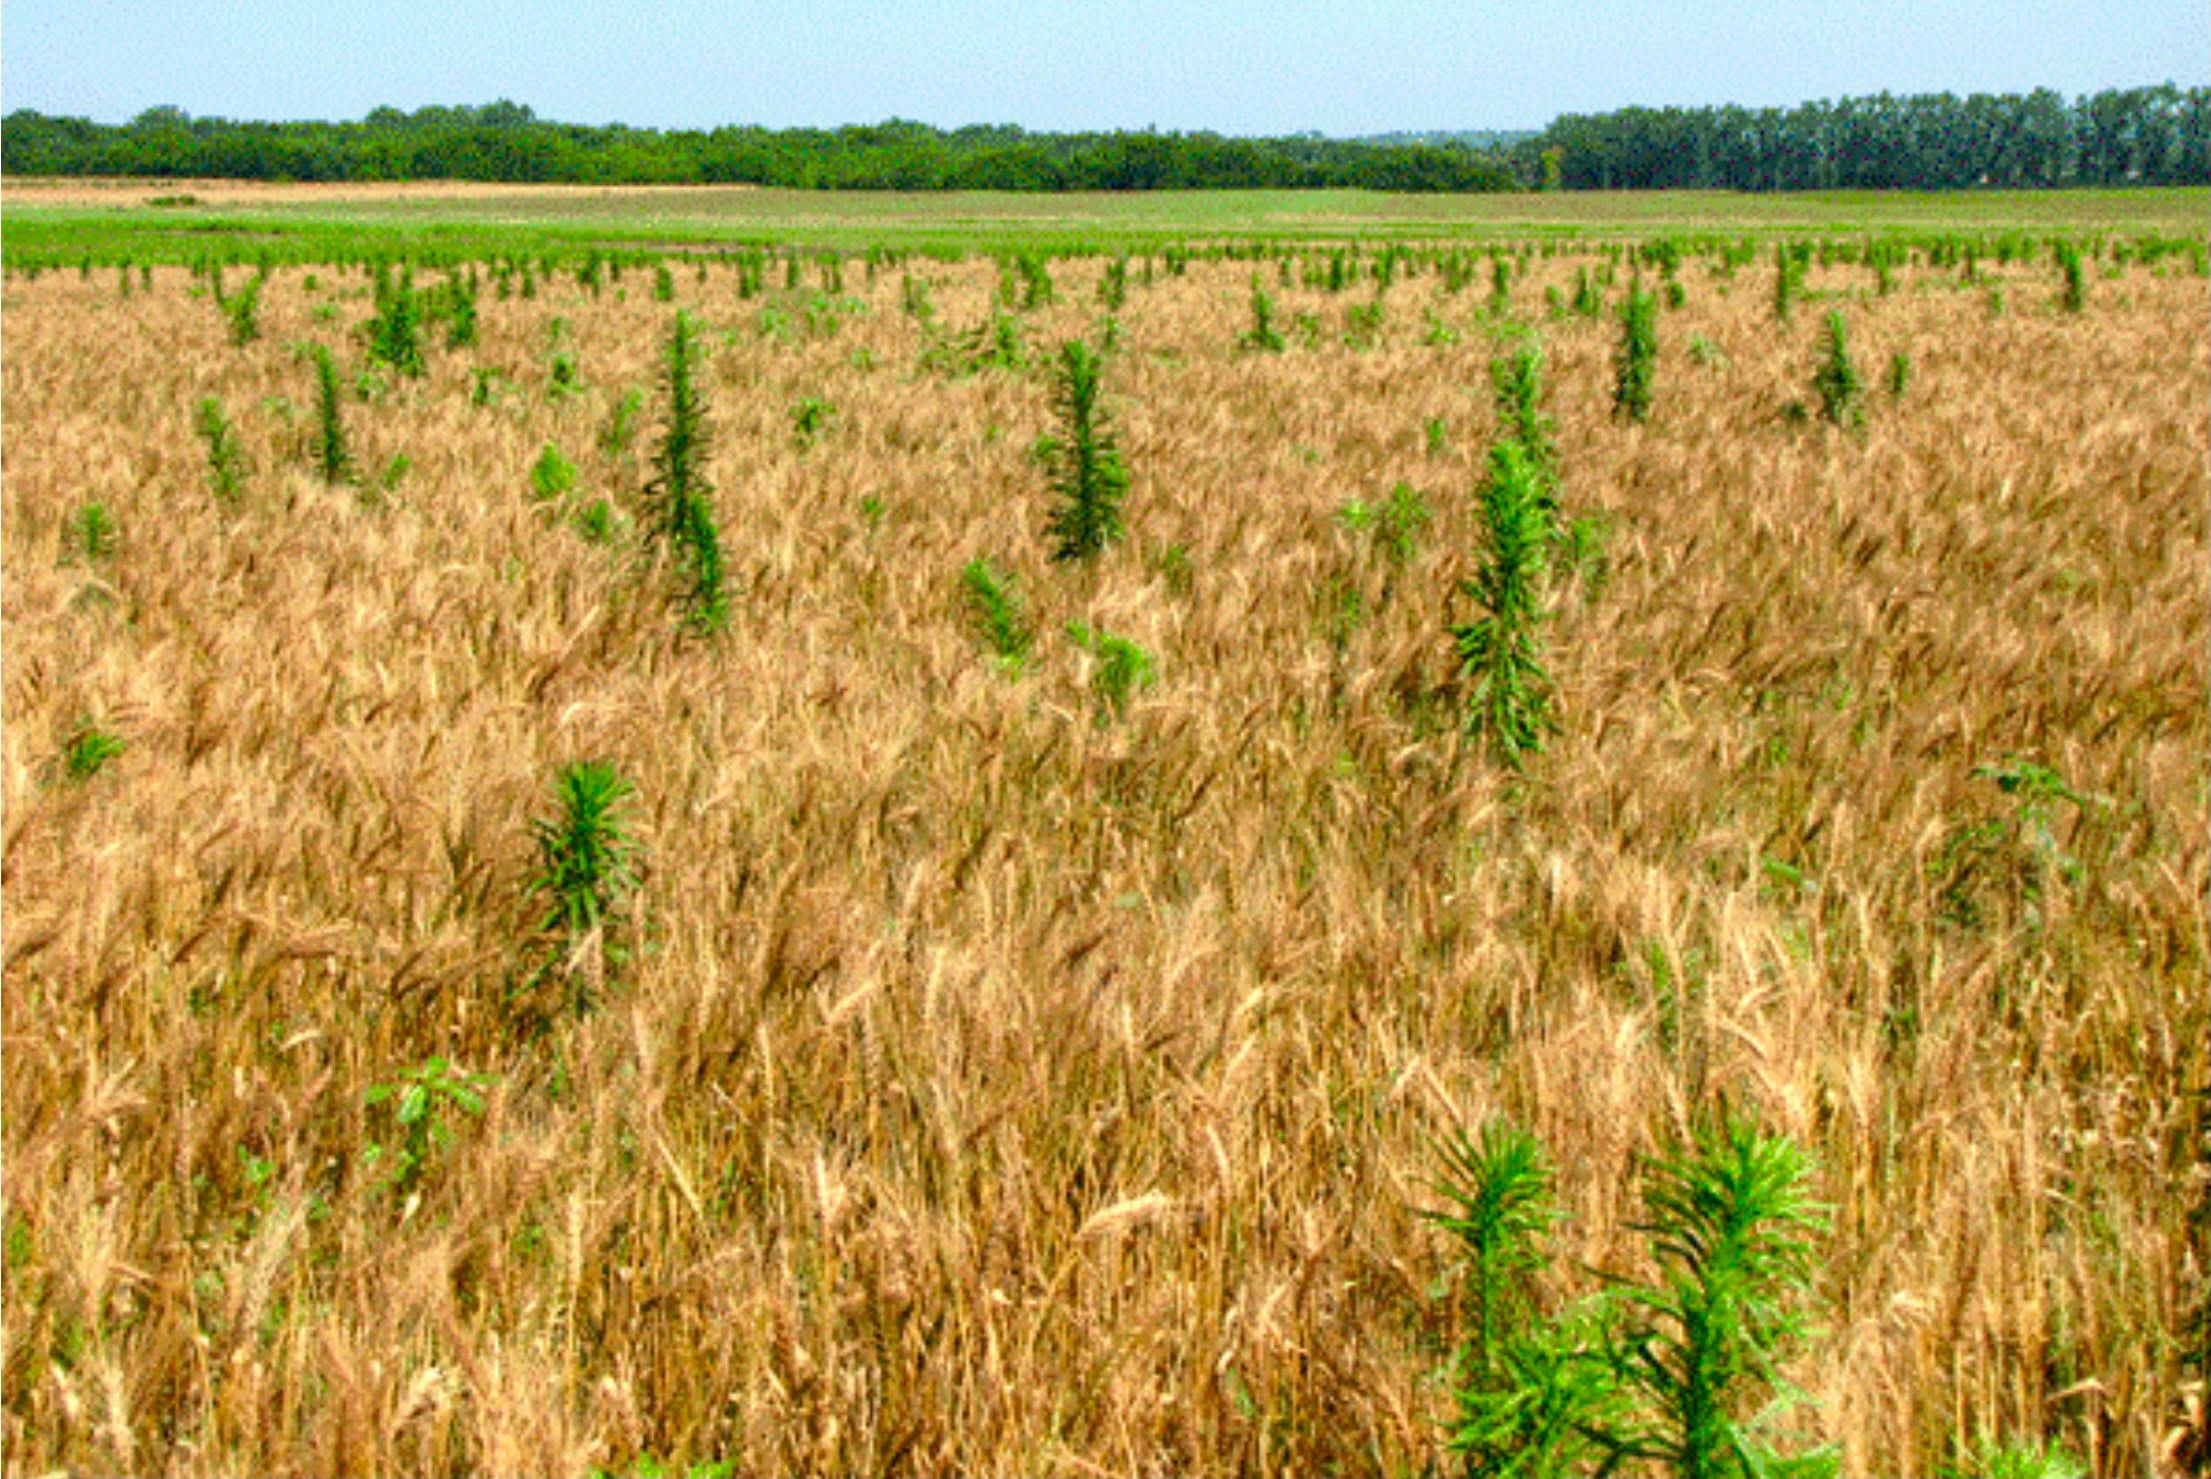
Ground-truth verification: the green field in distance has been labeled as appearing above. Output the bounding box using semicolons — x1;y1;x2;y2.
5;181;2205;262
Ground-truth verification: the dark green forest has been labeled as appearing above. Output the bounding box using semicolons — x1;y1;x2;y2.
3;84;2205;191
1537;85;2208;189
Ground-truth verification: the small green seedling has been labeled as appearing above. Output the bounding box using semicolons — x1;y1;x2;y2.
531;442;578;504
790;396;837;448
1067;621;1155;720
61;721;126;782
63;502;119;563
573;499;621;544
600;387;646;457
363;1056;494;1204
1337;481;1432;566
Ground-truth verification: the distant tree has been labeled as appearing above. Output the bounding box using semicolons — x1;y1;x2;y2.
3;87;2203;192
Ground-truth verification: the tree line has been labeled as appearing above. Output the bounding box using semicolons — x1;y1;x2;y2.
1523;84;2210;190
3;84;2204;192
0;105;1513;192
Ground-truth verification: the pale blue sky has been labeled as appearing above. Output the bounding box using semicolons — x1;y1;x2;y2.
4;0;2204;135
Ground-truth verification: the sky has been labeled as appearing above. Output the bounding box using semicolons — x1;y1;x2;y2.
3;0;2205;136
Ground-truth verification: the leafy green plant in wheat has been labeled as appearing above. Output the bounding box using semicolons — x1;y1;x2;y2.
1342;300;1386;350
1812;310;1864;429
1429;1123;1628;1478
366;264;426;377
1491;338;1560;539
219;270;264;346
1570;267;1603;319
901;271;936;324
1017;253;1055;308
1611;1118;1836;1479
1614;284;1657;424
1428;1114;1834;1479
1337;482;1431;568
1241;278;1286;352
1067;621;1155;721
924;307;1026;378
600;387;646;460
195;396;249;504
960;557;1035;674
531;443;578;510
58;496;117;566
526;760;642;1017
1944;1439;2088;1479
2056;242;2087;313
790;397;836;449
59;720;127;784
980;310;1028;372
1042;339;1129;563
1430;1125;1555;1388
1886;350;1913;400
439;271;479;348
1934;758;2098;931
362;1056;495;1206
310;345;355;486
645;313;728;632
1452;440;1555;767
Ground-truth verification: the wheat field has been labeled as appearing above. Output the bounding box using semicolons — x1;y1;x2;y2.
4;244;2205;1476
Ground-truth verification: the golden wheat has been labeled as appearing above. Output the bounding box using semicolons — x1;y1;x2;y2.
4;249;2204;1475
